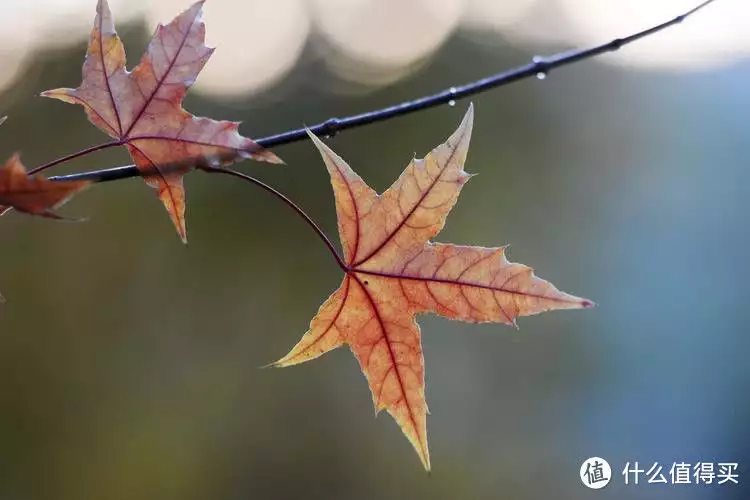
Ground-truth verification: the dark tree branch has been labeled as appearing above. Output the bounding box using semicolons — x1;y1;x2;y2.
47;0;717;184
18;0;717;279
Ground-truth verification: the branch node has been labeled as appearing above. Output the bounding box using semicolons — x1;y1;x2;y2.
531;56;550;79
319;118;342;139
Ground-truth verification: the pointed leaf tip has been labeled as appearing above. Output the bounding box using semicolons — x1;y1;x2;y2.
304;127;319;142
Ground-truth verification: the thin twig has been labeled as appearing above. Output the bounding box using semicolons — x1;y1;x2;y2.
48;0;718;184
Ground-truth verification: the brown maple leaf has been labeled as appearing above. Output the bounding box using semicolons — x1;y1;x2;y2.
41;0;281;242
273;105;593;470
0;153;91;220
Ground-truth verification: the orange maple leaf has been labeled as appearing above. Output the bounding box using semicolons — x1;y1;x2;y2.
273;105;593;470
41;0;281;242
0;153;91;219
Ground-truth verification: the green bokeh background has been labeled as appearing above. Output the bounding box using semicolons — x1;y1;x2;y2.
0;14;748;500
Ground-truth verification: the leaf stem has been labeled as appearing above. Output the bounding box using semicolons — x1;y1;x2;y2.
29;139;124;175
46;0;718;184
202;166;348;272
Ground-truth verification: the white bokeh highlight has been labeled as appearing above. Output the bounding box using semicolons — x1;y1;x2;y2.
144;0;310;97
311;0;465;66
0;0;746;96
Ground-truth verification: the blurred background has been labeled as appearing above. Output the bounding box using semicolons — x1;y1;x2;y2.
0;0;748;499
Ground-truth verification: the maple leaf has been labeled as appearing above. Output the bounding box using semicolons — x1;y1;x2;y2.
273;105;593;470
0;153;91;219
41;0;281;242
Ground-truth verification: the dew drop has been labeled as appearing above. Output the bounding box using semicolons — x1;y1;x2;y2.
448;100;456;107
532;55;547;80
449;86;457;95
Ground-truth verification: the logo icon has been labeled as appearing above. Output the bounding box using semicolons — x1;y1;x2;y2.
581;457;612;489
